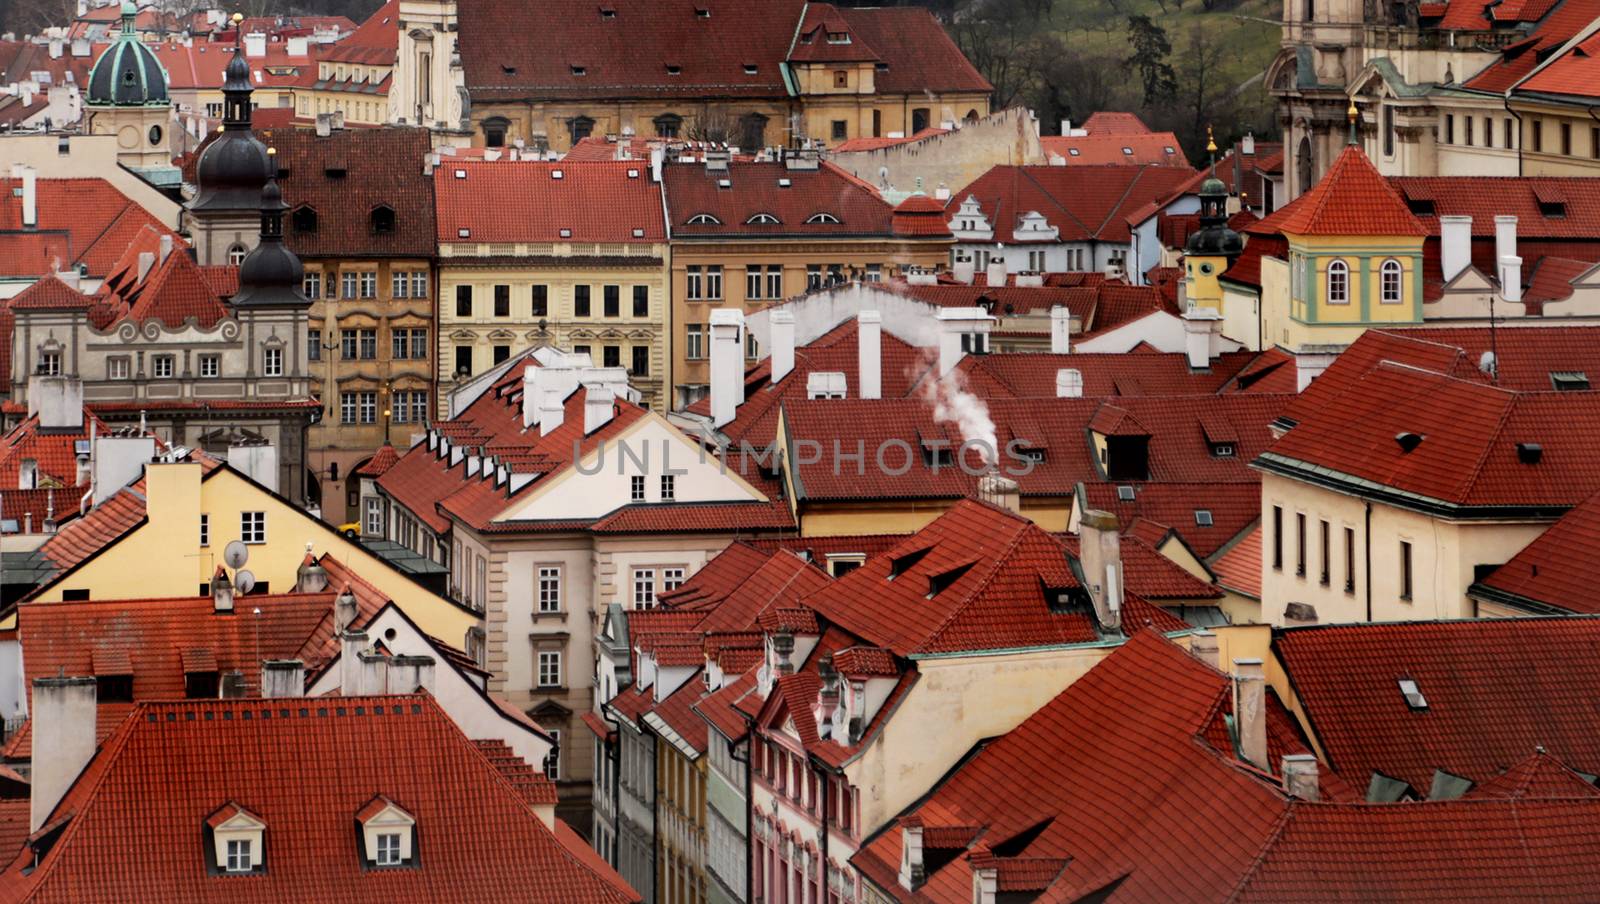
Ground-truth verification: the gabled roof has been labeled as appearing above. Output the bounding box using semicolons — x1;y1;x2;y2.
1273;617;1600;797
948;165;1199;245
1471;489;1600;613
318;0;399;65
1040;132;1190;167
1255;145;1426;238
797;499;1185;656
436;160;664;245
0;177;178;279
0;694;638;903
663;160;903;238
0;408;119;491
88;226;230;331
261;125;434;258
660;545;834;634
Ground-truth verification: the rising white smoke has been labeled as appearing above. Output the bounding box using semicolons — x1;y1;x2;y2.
913;348;997;465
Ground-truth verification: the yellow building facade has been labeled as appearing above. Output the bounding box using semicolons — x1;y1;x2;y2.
1267;232;1425;351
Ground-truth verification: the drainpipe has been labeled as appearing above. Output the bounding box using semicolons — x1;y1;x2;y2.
1364;500;1373;622
1504;94;1523;176
610;732;621;866
729;737;753;904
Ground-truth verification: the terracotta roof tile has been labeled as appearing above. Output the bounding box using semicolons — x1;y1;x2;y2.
1209;522;1262;599
0;177;178;279
1040;132;1189;167
1474;489;1600;613
949;165;1199;245
664;160;903;237
1256;145;1426;237
436;160;663;245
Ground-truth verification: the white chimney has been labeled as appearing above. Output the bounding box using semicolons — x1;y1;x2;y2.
539;396;565;435
211;566;234;612
390;654;436;694
1190;630;1219;669
30;675;97;832
48;38;62;58
1281;752;1320;801
334;586;359;634
770;310;795;384
952;258;975;284
1050;305;1070;354
1500;255;1523;303
709;308;746;428
1183;309;1222;370
286;35;308;56
244;31;266;57
340;629;368;693
1242;132;1256;155
984;255;1007;287
978;471;1020;513
136;251;155;282
357;649;390;695
1055;368;1082;398
583;385;615;433
936;307;989;376
1077;509;1122;633
898;821;925;890
20;166;36;228
1233;658;1267;770
858;311;881;400
1495;214;1517;264
261;659;305;698
1440;215;1472;282
30;375;83;429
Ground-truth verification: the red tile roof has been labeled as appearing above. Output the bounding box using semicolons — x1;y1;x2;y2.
1262;361;1600;510
663;160;906;238
1080;482;1263;558
0;177;178;279
258;125;435;258
0;694;637;903
1209;522;1262;598
798;499;1186;656
352;444;400;478
318;0;398;65
1471;751;1600;800
1471;489;1600;613
435;160;664;245
1462;0;1600;92
663;546;834;634
1058;533;1222;602
1040;132;1190;167
1273;616;1600;797
951;349;1282;399
88;226;230;332
1080;112;1153;134
0;410;112;490
1256;145;1426;237
692;666;759;741
949;165;1199;245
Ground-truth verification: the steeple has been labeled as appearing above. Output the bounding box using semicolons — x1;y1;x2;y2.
232;148;309;309
223;13;254;131
1347;97;1359;146
189;11;272;224
1186;125;1242;259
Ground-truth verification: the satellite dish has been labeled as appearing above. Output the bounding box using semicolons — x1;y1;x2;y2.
222;540;249;569
234;569;256;595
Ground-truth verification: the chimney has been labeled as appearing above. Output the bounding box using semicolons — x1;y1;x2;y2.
244;31;266;57
1242;132;1256;155
539;396;565;435
770;309;796;384
1050;305;1071;354
1055;368;1082;398
212;565;234;612
260;659;305;698
1500;255;1523;303
358;649;390;695
158;233;173;264
1281;753;1320;801
1184;309;1222;369
334;586;359;634
1077;509;1122;633
816;655;840;739
220;670;247;698
29;675;96;832
936;308;989;376
971;857;998;904
48;38;62;58
898;820;925;890
136;251;155;282
340;629;368;693
709;308;746;428
858;311;882;400
583;385;615;434
984;255;1007;287
296;552;328;593
978;470;1020;513
390;654;436;694
1190;630;1219;669
1233;658;1267;770
771;629;795;676
29;375;83;429
20;167;36;229
1440;215;1472;282
952;258;975;284
1495;214;1517;264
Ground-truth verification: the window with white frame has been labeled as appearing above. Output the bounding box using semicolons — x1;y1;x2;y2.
630;475;646;501
705;265;723;299
662;567;686;591
475;555;487;612
537;650;562;687
1326;259;1349;305
152;354;174;378
303;272;322;298
1380;258;1403;304
38;349;61;376
686;265;704;300
685;324;705;359
660;474;676;500
411;272;428;298
633;568;657;608
360;271;376;298
544;729;561;779
342;271;358;299
108;357;130;380
228;244;247;266
199;354;220;378
263;346;283;377
746;264;764;300
364;497;383;535
241;511;266;544
376;833;402;866
766;265;783;298
225;838;252;872
538;566;561;613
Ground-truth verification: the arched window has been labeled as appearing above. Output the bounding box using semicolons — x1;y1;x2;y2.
686;213;721;225
1326;259;1349;305
746;213;780;225
1380;258;1404;304
227;244;247;266
805;212;840;224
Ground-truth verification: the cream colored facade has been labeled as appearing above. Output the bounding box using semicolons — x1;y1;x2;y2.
437;245;670;412
1257;472;1549;626
296;59;395;126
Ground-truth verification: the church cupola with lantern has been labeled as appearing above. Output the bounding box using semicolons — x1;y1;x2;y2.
1182;127;1245;315
188;13;274;267
84;1;179;187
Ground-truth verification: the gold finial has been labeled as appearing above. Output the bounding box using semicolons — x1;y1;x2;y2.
1347;98;1359;121
1205;124;1217;155
267;146;276;156
231;11;243;23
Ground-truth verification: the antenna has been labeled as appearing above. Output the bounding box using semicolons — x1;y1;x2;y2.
234;569;257;594
222;540;250;569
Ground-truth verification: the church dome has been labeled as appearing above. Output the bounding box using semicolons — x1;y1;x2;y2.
85;2;168;107
189;40;272;213
232;175;310;309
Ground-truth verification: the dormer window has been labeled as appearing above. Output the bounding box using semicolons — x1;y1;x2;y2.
695;6;710;17
370;205;395;235
747;213;780;224
292;205;317;233
888;546;931;579
687;213;721;225
357;796;416;869
570;65;586;76
206;803;266;875
806;212;840;224
744;63;758;74
926;561;975;598
826;31;851;43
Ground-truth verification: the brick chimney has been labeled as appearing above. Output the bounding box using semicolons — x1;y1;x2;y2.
1233;658;1267;770
29;675;96;832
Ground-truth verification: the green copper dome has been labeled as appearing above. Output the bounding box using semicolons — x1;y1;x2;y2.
85;2;168;107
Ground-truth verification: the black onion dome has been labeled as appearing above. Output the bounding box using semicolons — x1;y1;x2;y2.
190;42;271;212
1185;169;1243;257
233;177;309;309
85;2;168;106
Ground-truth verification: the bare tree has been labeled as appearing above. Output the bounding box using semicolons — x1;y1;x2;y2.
686;104;735;144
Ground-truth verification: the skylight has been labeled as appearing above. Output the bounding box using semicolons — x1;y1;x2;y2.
1116;485;1135;501
1068;148;1080;156
1194;510;1214;527
744;64;758;74
1551;371;1590;391
1398;678;1427;710
570;65;586;76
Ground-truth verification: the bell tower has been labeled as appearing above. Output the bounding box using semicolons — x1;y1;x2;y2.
186;14;273;267
83;2;178;187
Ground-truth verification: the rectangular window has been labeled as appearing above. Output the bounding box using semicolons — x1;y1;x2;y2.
359;391;376;424
342;329;359;359
1344;526;1356;593
493;345;510;365
360;271;376;298
392;329;411;360
1591;127;1599;160
360;329;377;360
241;511;266;544
200;513;209;547
364;497;383;535
574;284;591;317
341;391;358;424
376;833;402;866
686;265;703;300
1296;512;1307;577
705;265;723;300
108;357;130;379
603;284;620;317
603;345;620;368
538;566;561;613
152;355;173;378
1463;115;1473;147
1562;121;1573;156
392;271;409;298
303;272;321;299
410;329;427;360
455;284;472;317
1272;505;1283;570
631;345;649;377
494;284;510;317
766;265;783;299
263;346;282;377
411;272;428;298
633;568;657;608
831;119;847;141
1534;119;1544;153
342;271;358;299
660;474;675;500
537;650;562;687
1400;540;1414;600
225;839;252;872
532;284;548;317
1443;114;1453;145
746;264;763;300
475;555;486;611
806;264;822;290
1505;118;1515;149
1319;520;1330;586
454;345;472;376
544;729;561;780
198;354;220;378
630;475;645;501
685;324;704;360
632;285;649;317
662;567;685;591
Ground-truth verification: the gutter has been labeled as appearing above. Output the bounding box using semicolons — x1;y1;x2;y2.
729;736;754;904
1364;500;1373;623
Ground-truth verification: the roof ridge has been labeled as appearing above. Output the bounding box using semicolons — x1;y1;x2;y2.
1459;390;1529;503
1092;165;1154;237
1223;801;1298;902
1018;167;1091;236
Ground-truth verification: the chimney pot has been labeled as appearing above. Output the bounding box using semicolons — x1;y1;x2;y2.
857;311;882;400
29;675;97;832
984;255;1007;287
1190;630;1220;669
212;567;234;612
339;630;368;692
898;822;926;890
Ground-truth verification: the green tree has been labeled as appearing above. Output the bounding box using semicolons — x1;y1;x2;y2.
1124;14;1177;107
